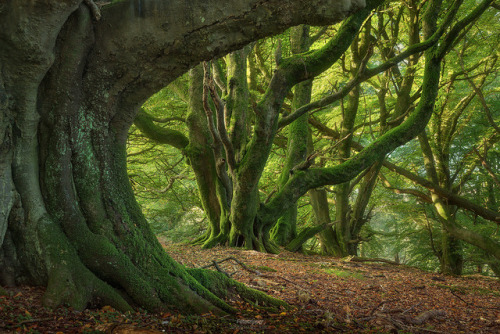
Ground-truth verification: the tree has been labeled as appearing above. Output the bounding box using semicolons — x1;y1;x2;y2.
134;1;390;252
0;0;495;315
0;0;380;313
134;0;495;255
374;7;500;274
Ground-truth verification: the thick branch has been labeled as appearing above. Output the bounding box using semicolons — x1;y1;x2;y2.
278;21;445;128
437;0;495;58
202;63;233;206
310;118;500;224
89;0;373;109
239;0;384;183
206;63;237;174
133;110;189;150
278;0;487;130
260;48;443;225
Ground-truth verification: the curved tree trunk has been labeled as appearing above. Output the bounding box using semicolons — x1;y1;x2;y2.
0;0;367;312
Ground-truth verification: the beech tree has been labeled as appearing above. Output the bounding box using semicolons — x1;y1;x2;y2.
0;0;495;314
134;0;496;255
0;0;373;313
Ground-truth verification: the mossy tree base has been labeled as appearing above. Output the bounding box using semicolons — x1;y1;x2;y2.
3;0;341;314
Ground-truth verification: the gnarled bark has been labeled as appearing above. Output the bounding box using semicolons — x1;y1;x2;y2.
0;0;369;312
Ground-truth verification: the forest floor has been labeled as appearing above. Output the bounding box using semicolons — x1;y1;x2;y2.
1;242;499;333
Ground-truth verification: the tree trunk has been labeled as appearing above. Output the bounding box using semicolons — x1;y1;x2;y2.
309;188;342;255
440;226;463;275
0;0;367;312
271;25;312;248
418;132;465;275
185;65;226;246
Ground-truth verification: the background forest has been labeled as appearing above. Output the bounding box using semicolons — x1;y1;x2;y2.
126;0;500;277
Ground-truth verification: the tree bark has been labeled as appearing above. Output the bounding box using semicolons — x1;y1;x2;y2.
271;25;312;248
0;0;368;312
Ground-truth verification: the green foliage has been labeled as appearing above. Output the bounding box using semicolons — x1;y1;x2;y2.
127;85;205;243
127;0;499;274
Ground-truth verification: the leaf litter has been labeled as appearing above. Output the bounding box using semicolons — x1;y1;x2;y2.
1;243;499;333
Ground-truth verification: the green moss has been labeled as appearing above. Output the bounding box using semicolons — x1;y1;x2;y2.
134;111;189;150
187;268;231;299
187;268;288;312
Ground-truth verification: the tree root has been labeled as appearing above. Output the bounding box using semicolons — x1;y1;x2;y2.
187;268;288;311
201;256;260;277
202;233;228;249
83;0;102;21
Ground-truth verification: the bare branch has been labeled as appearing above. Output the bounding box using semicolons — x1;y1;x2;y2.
211;59;228;95
460;55;500;134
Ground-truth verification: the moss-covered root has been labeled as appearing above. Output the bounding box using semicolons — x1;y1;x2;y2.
43;263;133;312
187;268;288;311
263;238;281;255
0;286;7;296
202;233;229;249
192;230;211;246
38;216;133;312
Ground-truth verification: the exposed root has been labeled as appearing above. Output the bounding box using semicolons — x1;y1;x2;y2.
202;233;228;249
201;256;260;277
187;268;288;311
349;256;401;265
83;0;102;21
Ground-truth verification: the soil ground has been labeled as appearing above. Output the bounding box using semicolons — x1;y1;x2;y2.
1;243;499;333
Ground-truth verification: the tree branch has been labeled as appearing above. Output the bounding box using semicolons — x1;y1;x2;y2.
202;63;233;206
205;62;237;174
437;0;495;58
133;110;189;150
211;59;228;96
379;173;433;204
473;148;500;188
309;118;500;224
277;13;452;129
83;0;101;21
459;55;500;134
